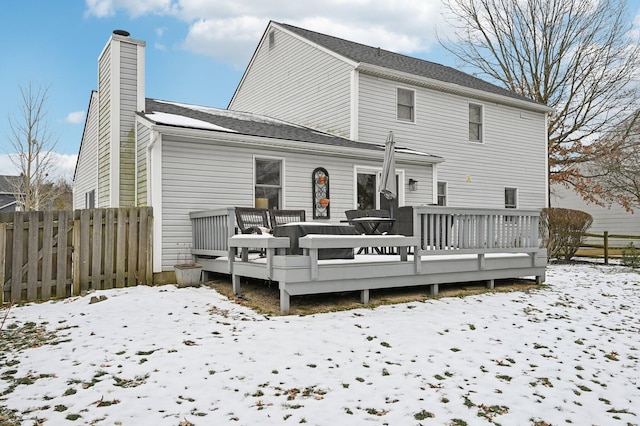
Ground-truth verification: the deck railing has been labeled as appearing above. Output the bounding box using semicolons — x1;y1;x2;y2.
408;206;541;253
189;207;236;257
190;206;543;257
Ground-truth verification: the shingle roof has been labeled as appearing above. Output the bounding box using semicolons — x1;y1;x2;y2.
0;175;22;194
142;99;443;161
275;22;538;105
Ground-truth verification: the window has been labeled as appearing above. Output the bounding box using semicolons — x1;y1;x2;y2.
437;182;447;206
85;190;95;209
469;103;483;142
397;88;415;122
356;170;401;215
268;30;275;49
505;187;517;209
357;172;376;210
255;158;282;209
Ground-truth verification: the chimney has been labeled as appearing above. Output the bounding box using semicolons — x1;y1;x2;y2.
96;31;146;207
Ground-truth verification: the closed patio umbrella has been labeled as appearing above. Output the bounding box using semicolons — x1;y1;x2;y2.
380;131;397;201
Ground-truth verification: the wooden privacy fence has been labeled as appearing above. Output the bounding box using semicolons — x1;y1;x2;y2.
1;207;153;304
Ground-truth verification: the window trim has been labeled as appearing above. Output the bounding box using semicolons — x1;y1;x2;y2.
85;190;95;209
504;187;518;209
396;87;416;123
437;181;447;206
354;166;405;210
254;156;284;209
468;102;484;143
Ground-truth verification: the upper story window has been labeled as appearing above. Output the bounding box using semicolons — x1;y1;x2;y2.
469;103;483;142
397;88;415;122
505;187;517;209
437;182;447;206
268;30;275;49
255;158;282;209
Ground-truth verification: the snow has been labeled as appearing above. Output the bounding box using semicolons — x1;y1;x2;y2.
145;111;237;132
154;100;302;127
1;263;638;425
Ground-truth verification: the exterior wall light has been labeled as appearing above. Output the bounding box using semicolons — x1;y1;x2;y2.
408;178;418;191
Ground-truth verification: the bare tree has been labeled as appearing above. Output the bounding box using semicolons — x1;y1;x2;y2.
440;0;640;205
5;82;59;211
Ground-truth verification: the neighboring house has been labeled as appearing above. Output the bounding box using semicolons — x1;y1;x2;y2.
551;179;639;247
0;175;23;212
550;110;640;246
73;23;551;277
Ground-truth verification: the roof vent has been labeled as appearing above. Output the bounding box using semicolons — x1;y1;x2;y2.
113;29;130;37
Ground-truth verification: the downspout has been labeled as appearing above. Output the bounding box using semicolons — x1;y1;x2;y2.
146;130;163;273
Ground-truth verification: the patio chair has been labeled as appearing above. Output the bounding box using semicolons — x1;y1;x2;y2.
344;209;368;234
234;207;271;234
269;209;306;227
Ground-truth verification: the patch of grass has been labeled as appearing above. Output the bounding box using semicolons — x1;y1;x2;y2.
206;277;540;316
0;405;22;425
414;409;435;420
113;374;149;388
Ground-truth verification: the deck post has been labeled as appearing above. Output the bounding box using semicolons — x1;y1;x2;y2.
232;274;241;295
360;289;370;304
535;273;545;284
430;283;439;295
486;279;494;289
280;288;290;315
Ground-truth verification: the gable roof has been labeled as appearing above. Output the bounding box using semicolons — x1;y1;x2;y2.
141;99;443;163
273;21;549;110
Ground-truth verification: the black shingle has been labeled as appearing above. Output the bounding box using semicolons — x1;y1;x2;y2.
142;99;442;161
276;22;537;105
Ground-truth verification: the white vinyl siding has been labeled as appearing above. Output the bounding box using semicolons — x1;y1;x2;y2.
97;42;112;207
136;122;150;206
230;27;353;139
357;73;547;210
73;91;99;210
159;136;433;270
118;41;139;206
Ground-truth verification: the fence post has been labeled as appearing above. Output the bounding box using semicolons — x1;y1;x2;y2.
603;231;609;265
0;223;5;305
72;212;81;296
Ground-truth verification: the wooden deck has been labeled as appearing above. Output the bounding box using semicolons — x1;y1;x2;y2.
190;206;547;314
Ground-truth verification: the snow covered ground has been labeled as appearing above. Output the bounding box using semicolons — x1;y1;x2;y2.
1;262;638;425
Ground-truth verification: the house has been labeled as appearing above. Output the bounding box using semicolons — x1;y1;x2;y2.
551;183;638;247
0;175;23;212
230;22;552;211
73;23;551;283
550;110;640;247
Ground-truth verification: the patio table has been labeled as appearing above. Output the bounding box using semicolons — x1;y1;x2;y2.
273;222;358;259
341;217;396;254
343;217;396;235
